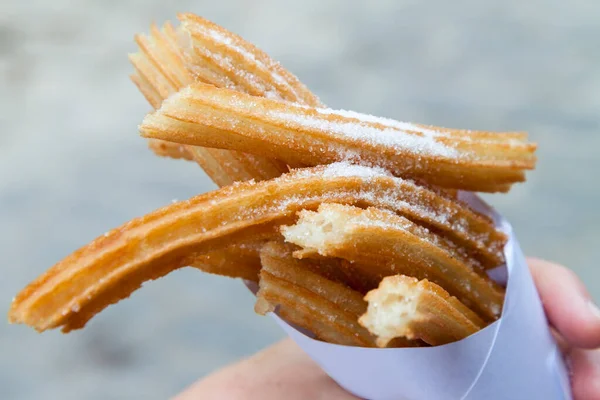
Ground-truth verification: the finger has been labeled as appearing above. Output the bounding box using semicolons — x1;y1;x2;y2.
528;257;600;349
568;348;600;400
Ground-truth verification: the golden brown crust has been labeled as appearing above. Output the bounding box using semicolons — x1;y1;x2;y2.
281;203;505;321
130;26;236;185
178;13;323;107
131;21;287;184
140;82;536;192
188;239;270;282
257;242;418;347
8;164;505;332
9;14;533;347
260;242;356;288
130;16;319;185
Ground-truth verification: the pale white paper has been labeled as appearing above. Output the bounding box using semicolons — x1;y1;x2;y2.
248;195;572;400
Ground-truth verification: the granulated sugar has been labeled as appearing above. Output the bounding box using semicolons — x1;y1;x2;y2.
269;109;458;158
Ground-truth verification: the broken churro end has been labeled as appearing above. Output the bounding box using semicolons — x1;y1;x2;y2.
280;205;353;256
359;276;423;347
359;275;485;347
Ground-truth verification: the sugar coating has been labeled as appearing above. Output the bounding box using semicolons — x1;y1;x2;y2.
205;29;289;89
213;163;499;260
292;162;392;180
269;110;458;158
315;108;443;138
185;21;302;101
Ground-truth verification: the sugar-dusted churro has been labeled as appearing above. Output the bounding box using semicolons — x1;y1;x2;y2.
256;242;417;347
301;164;508;269
281;203;505;321
130;19;290;185
359;275;486;347
8;11;544;355
130;24;239;186
131;13;329;184
8;163;504;332
140;82;536;192
178;13;323;107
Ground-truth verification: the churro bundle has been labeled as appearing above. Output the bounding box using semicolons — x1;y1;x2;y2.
9;13;570;400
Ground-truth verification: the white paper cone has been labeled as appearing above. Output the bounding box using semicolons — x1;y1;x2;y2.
248;195;572;400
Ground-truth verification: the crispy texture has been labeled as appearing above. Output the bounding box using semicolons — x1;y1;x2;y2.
130;26;237;186
10;220;279;333
359;275;486;347
172;14;477;197
256;242;417;347
8;163;503;332
130;20;290;185
265;242;356;287
136;16;508;198
262;243;376;294
281;203;505;321
130;13;326;184
132;17;480;196
178;13;323;107
189;239;269;282
139;82;537;192
10;14;530;348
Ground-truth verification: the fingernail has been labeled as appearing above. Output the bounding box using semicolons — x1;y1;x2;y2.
589;299;600;320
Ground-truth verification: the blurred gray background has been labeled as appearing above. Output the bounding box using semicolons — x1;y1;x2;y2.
1;0;599;398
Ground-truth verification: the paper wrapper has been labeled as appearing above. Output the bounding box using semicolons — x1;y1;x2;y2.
247;194;572;400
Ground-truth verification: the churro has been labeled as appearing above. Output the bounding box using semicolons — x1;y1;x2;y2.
359;275;486;347
8;13;541;352
256;242;417;347
131;14;326;185
9;163;504;332
281;203;505;321
171;15;470;195
140;82;536;192
131;21;290;186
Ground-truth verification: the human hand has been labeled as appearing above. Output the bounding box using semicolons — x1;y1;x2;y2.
175;258;600;400
529;258;600;399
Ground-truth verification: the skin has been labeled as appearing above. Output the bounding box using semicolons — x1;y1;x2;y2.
175;258;600;400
